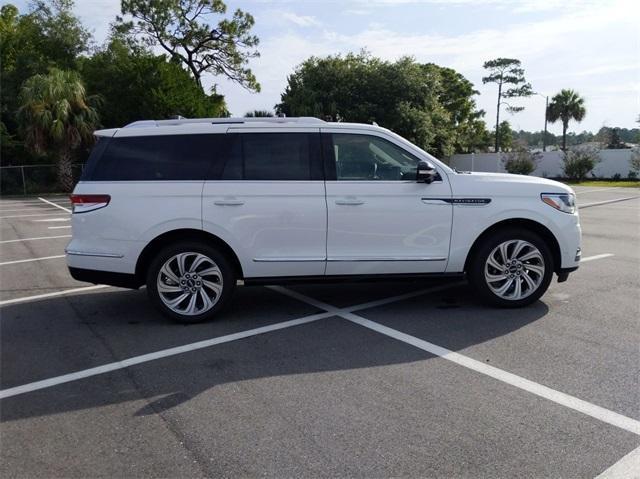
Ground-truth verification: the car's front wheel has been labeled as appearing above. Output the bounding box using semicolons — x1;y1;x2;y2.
146;242;235;323
468;228;554;307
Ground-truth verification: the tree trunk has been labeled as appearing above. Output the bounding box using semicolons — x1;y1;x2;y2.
495;79;502;152
562;121;568;152
57;151;74;192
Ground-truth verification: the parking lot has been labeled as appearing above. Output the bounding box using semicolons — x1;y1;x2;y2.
1;186;638;478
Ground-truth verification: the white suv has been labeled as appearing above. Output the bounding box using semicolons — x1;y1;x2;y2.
67;117;581;323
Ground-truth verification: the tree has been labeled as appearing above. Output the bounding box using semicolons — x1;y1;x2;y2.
423;63;491;153
79;38;227;128
17;69;100;191
117;0;260;91
546;89;586;151
1;1;92;164
601;127;629;149
501;141;541;175
277;52;488;158
482;58;532;152
513;129;558;149
244;110;274;117
494;121;513;151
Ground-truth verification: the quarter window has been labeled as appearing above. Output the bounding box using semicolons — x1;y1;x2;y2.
330;133;420;181
89;134;225;181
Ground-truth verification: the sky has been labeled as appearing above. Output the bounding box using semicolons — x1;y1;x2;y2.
11;0;640;134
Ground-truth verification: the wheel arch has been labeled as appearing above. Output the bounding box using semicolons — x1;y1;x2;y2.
463;218;561;274
135;229;244;282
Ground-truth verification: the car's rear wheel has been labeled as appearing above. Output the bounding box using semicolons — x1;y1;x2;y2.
146;242;235;323
468;228;554;307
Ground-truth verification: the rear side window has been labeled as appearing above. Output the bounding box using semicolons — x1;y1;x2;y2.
222;133;322;181
87;134;226;181
80;136;111;181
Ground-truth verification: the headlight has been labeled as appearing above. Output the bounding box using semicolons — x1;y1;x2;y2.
541;193;576;214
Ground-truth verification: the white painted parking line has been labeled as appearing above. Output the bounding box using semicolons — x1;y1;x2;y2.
0;285;109;307
48;225;72;229
581;253;615;262
38;196;72;213
0;284;454;399
581;196;640;209
33;218;69;222
0;200;68;206
0;212;69;219
0;311;334;400
0;235;71;244
0;207;59;213
575;187;623;195
596;445;640;478
0;255;65;266
271;287;640;437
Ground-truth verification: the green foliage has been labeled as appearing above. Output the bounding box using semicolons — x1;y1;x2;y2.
494;121;513;151
17;68;100;191
501;142;541;175
424;64;491;153
0;1;91;164
562;146;600;181
547;89;586;151
630;148;640;175
598;126;638;145
513;129;558;149
117;0;260;91
482;58;532;151
244;110;274;117
597;127;632;149
79;38;227;128
276;52;490;158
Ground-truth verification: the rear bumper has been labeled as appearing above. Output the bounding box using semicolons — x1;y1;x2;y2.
69;267;141;289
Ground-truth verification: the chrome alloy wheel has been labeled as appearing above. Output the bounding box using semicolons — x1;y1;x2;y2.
484;240;545;301
156;252;223;316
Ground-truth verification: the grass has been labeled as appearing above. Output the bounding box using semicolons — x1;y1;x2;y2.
563;180;640;188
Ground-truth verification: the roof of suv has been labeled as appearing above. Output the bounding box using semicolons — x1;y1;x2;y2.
124;117;327;128
93;117;388;137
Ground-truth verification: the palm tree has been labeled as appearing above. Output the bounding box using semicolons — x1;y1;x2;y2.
244;110;274;117
17;69;100;191
546;89;586;151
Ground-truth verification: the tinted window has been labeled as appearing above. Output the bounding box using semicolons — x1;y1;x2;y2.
80;136;111;181
329;133;420;181
222;133;321;181
89;134;226;181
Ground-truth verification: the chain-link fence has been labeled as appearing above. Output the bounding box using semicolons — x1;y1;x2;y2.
0;164;84;196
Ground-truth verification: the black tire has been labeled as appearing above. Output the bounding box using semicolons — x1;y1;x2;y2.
146;241;235;323
467;228;554;308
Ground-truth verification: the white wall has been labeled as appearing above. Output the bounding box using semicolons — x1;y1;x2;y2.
449;149;636;178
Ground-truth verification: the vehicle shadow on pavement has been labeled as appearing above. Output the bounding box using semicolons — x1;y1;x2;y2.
0;280;549;422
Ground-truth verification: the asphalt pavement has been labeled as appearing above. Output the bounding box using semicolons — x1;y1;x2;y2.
0;186;638;478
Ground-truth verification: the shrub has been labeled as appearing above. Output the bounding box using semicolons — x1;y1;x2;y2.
501;143;542;175
630;147;640;175
612;173;621;180
562;146;600;181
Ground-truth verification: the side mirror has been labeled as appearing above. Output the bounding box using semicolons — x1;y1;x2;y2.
417;161;437;184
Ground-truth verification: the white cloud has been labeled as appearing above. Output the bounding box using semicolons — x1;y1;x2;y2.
219;0;639;132
281;12;322;28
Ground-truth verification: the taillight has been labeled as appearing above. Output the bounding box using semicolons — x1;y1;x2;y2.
69;194;111;213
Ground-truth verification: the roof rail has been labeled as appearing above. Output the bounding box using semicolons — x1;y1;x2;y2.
123;117;325;128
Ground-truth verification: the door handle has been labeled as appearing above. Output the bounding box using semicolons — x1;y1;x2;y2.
335;198;365;206
214;199;245;206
